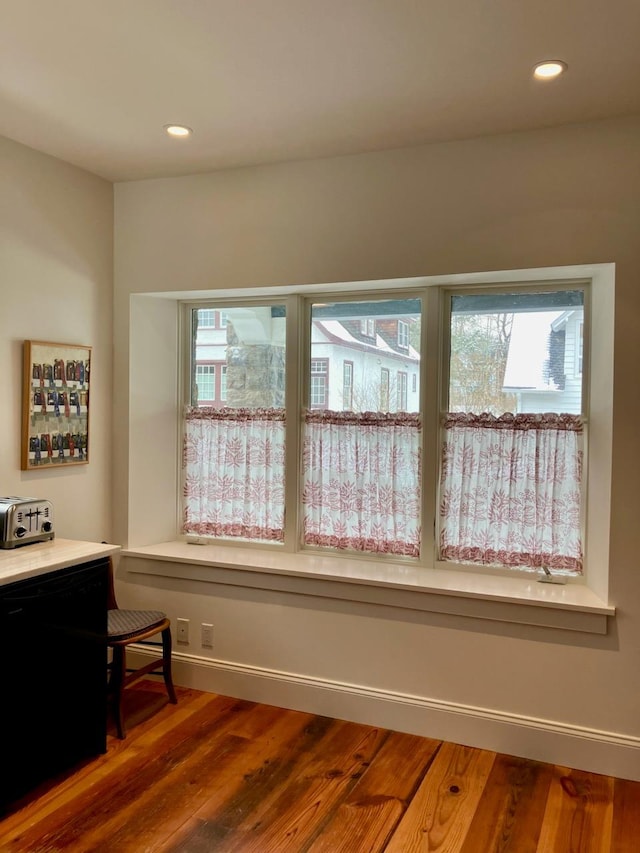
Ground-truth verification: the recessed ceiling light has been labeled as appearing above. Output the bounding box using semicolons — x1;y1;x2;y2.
164;124;193;138
533;60;568;80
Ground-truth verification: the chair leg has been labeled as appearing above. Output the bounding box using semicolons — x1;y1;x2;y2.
161;627;177;705
110;646;127;739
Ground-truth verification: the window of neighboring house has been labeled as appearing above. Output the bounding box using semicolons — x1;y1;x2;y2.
380;368;390;410
180;277;603;580
577;322;584;376
398;320;409;349
198;309;228;330
194;362;230;407
310;359;329;408
195;364;215;403
220;365;228;401
360;318;376;338
397;371;408;410
343;361;353;410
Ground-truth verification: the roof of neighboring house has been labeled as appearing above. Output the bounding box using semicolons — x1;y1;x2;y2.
314;320;420;362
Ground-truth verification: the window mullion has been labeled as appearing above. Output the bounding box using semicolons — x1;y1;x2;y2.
421;288;440;567
283;295;303;552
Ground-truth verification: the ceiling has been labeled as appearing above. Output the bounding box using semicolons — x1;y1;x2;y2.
2;1;639;182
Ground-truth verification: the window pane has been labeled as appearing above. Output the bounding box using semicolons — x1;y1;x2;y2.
184;305;286;544
193;305;286;408
448;290;584;415
304;298;422;558
310;298;421;413
441;287;586;574
439;412;584;572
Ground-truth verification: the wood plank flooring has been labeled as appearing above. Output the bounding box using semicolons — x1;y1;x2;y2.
1;680;638;852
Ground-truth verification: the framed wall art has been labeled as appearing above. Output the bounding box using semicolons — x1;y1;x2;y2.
21;340;91;470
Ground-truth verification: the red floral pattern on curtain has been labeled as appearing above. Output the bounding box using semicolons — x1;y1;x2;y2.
439;412;583;572
182;407;285;542
302;410;421;556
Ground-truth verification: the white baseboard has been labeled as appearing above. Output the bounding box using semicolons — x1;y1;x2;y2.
129;647;640;782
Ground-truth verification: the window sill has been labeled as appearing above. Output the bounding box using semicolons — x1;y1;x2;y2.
120;541;614;634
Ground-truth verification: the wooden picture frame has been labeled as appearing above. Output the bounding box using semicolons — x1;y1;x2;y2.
21;340;91;470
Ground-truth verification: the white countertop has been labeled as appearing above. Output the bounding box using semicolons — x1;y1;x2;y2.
0;538;121;586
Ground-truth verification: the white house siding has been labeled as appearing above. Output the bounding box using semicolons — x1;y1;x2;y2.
559;312;583;414
311;325;419;412
516;311;583;415
514;391;568;414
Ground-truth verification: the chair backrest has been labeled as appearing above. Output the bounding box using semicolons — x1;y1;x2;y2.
107;557;118;611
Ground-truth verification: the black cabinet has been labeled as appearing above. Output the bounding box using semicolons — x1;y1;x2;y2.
0;557;108;810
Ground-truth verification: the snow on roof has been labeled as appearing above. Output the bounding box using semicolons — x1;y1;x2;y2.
316;319;360;344
315;320;419;360
502;311;564;390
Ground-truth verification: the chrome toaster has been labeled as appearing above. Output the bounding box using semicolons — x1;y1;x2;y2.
0;496;54;548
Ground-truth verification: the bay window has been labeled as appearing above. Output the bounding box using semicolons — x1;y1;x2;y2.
180;278;596;579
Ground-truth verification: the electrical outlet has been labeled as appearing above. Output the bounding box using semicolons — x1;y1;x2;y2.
201;623;214;648
177;618;190;644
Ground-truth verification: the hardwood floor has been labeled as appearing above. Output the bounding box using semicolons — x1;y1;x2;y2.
1;680;638;852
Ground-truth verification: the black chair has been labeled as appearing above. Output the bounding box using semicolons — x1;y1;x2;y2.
106;558;177;738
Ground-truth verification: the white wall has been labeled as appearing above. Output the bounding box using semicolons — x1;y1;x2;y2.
113;114;640;777
0;135;113;541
